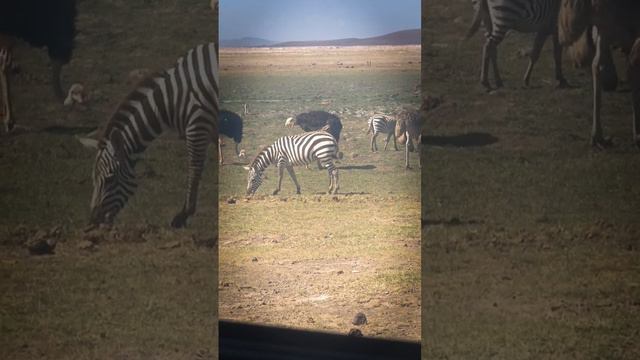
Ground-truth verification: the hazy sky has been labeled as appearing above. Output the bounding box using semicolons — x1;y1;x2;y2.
220;0;421;42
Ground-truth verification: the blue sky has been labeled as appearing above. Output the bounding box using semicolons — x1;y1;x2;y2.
220;0;421;42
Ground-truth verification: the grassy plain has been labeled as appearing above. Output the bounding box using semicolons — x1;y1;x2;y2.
1;1;218;358
422;0;640;358
218;45;422;340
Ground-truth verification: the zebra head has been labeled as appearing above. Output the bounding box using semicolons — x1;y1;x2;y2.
89;130;136;225
244;165;265;198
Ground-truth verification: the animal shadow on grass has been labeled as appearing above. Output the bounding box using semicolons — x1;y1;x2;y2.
422;132;498;147
422;217;483;228
337;165;376;170
311;191;371;195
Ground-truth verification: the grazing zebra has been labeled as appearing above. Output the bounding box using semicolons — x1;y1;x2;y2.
87;43;218;228
367;114;398;152
395;110;422;169
466;0;568;90
558;0;640;149
244;131;341;197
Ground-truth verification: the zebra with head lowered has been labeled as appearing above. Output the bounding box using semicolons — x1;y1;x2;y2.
466;0;568;90
244;131;342;198
86;43;218;228
367;114;398;152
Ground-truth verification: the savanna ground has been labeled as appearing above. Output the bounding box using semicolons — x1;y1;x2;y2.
423;0;640;358
1;1;218;358
218;46;422;340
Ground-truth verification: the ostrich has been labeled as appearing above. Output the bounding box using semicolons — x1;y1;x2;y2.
558;0;640;148
0;0;77;132
219;109;244;165
395;109;422;169
285;110;343;143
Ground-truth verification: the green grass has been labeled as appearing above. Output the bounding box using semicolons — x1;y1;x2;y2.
422;1;640;358
1;1;218;358
218;62;422;339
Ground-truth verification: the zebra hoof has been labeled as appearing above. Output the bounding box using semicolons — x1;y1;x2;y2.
272;190;280;195
591;136;613;150
171;215;187;229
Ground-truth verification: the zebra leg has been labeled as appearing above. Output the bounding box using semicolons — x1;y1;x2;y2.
393;132;398;151
404;131;411;169
285;165;301;194
489;40;503;89
273;163;284;195
480;38;493;89
418;135;422;169
218;139;224;165
171;127;211;228
371;133;378;152
384;132;392;151
590;33;610;149
331;168;339;194
326;166;338;194
552;31;569;88
523;31;548;87
481;36;502;89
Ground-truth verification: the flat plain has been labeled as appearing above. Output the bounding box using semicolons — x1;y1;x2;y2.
218;45;422;340
422;0;640;358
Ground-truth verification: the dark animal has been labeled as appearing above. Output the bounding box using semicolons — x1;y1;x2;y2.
0;0;77;131
286;110;343;143
395;110;422;169
558;0;640;148
466;0;568;90
219;109;244;164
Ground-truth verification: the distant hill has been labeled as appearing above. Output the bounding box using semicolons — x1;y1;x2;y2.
220;37;277;48
220;29;420;48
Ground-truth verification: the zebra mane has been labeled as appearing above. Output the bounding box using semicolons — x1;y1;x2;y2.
249;145;272;169
98;71;166;144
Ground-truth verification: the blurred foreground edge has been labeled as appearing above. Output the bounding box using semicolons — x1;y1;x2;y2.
219;320;421;360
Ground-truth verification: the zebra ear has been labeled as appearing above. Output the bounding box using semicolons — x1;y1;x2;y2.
243;166;251;171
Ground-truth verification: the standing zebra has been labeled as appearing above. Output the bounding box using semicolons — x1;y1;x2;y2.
466;0;568;90
395;110;422;169
244;131;341;198
86;43;218;228
367;114;398;152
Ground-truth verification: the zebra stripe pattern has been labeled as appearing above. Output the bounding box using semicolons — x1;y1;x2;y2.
245;131;340;197
367;114;397;152
468;0;567;89
89;42;219;228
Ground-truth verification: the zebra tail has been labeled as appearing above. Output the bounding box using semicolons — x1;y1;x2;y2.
558;0;593;67
464;0;487;40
